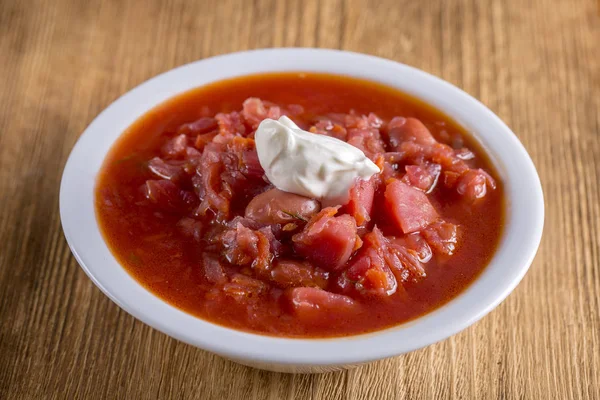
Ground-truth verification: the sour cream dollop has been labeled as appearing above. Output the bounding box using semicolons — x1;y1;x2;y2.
254;116;380;204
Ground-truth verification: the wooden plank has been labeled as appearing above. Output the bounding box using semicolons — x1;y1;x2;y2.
0;0;598;398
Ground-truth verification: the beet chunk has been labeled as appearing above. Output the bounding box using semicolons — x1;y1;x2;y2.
341;177;376;226
270;259;328;289
287;287;359;321
292;208;359;271
388;117;436;148
384;179;439;234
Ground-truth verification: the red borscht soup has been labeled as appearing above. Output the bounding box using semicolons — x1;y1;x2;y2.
96;73;504;337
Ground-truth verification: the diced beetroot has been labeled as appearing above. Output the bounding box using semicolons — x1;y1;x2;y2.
365;228;426;283
202;254;227;284
384;179;439;234
214;112;246;143
443;171;461;187
225;136;265;182
221;168;249;200
292;208;358;271
185;146;202;159
341;177;375;226
226;135;254;153
221;223;259;265
408;234;433;262
257;226;285;257
382;152;407;164
456;169;496;202
391;234;433;263
388;117;436;149
161;134;188;158
178;117;218;136
430;143;469;174
287;287;358;320
375;154;399;181
208;137;266;201
266;105;282;119
422;221;459;256
386;242;427;282
240;149;264;179
219;220;275;273
241;98;267;128
396;141;428;165
366;113;383;128
245;188;321;225
194;145;231;217
242;98;283;129
147;157;184;181
402;163;442;193
336;113;386;159
338;247;398;297
145;180;195;211
195;132;219;150
309;120;347;141
190;173;206;201
270;260;328;289
223;274;268;301
252;230;273;278
347;126;386;159
345;112;383;130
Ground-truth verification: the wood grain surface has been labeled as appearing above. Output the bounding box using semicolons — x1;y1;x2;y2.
1;0;599;398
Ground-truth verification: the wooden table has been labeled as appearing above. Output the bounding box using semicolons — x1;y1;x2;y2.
1;0;598;398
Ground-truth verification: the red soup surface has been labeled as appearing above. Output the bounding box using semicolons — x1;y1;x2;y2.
96;73;504;338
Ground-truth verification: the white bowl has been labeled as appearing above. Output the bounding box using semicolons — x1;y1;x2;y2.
60;48;544;373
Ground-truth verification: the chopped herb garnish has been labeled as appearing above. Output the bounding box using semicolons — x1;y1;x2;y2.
282;211;308;222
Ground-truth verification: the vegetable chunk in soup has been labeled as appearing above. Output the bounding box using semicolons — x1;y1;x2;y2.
96;73;504;337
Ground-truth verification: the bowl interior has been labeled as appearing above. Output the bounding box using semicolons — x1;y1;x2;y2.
60;48;544;367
